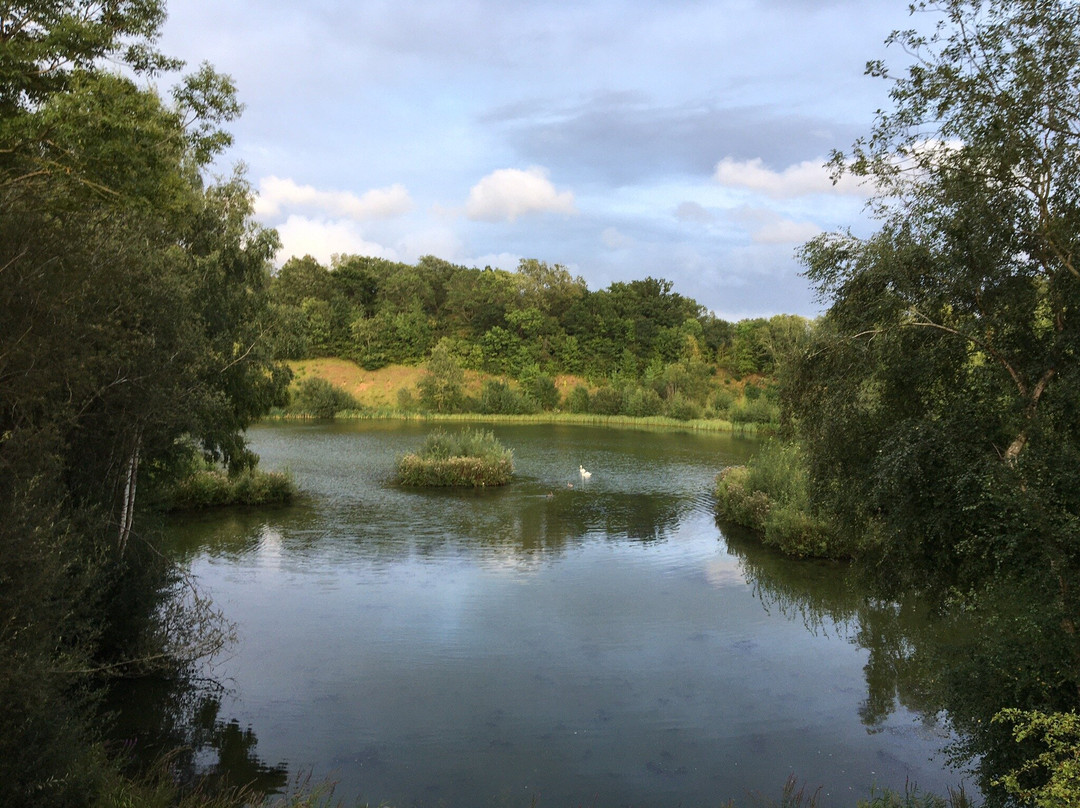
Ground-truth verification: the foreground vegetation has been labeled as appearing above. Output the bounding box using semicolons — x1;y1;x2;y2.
717;2;1080;805
714;442;842;559
0;3;291;805
398;428;514;487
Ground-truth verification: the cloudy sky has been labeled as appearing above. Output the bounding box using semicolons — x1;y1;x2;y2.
158;0;914;319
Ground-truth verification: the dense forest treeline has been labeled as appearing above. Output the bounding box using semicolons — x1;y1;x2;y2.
269;253;811;422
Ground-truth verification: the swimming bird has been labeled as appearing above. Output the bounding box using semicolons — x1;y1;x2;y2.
579;465;591;478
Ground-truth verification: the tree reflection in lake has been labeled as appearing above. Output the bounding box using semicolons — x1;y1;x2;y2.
107;674;288;798
722;517;1080;804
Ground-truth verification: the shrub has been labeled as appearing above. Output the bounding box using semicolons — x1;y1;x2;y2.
729;396;779;426
590;386;624;415
625;387;664;417
565;384;590;413
666;394;702;421
478;380;538;415
398;429;514;487
290;377;360;419
397;387;418;413
714;465;771;531
707;388;736;418
714;441;843;558
526;373;560;411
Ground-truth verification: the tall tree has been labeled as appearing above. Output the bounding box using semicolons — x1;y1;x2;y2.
0;3;288;803
789;1;1080;799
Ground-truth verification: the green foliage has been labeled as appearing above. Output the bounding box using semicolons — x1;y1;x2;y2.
707;388;737;418
729;396;780;426
856;783;975;808
417;339;465;413
625;387;664;417
993;709;1080;807
665;394;702;421
160;468;296;511
523;370;560;411
0;3;292;804
398;428;514;487
590;386;625;415
782;1;1080;800
478;380;538;415
566;384;591;413
289;378;360;419
715;442;844;558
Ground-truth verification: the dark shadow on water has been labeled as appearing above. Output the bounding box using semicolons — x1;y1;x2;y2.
105;674;289;798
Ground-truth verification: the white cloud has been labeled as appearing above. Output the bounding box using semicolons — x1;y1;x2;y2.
601;227;635;249
274;215;399;265
714;157;869;198
465;167;576;222
472;252;521;271
255;176;413;221
751;219;822;245
675;201;715;224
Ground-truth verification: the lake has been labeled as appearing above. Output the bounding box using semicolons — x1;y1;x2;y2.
156;421;969;807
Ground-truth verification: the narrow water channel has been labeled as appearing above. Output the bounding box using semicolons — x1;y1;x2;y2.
152;422;969;807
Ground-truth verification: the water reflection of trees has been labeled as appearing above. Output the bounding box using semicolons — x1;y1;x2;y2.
162;487;689;564
722;520;1080;800
721;523;949;734
107;674;288;798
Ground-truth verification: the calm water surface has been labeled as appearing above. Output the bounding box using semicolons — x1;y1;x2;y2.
164;422;966;807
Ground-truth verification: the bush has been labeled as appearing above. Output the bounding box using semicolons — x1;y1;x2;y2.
290;377;360;419
665;394;702;421
525;373;560;411
625;387;664;417
397;387;418;413
707;388;736;418
478;380;538;415
590;386;624;415
398;429;514;487
565;384;590;413
729;396;779;426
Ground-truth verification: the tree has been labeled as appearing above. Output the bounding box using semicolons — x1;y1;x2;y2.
0;4;289;803
788;1;1080;800
418;339;466;413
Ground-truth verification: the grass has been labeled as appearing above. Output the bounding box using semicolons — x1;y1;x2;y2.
398;428;514;487
277;359;769;435
159;467;296;511
715;440;847;559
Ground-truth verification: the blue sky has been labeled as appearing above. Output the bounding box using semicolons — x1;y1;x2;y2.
158;0;913;320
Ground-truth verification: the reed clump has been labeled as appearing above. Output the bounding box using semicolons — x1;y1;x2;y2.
398;428;514;487
714;440;843;559
161;467;296;510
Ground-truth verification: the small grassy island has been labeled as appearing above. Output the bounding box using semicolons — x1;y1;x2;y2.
398;428;514;487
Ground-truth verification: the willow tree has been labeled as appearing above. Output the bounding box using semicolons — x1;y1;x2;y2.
789;1;1080;799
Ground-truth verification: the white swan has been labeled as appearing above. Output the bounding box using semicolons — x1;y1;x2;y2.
579;465;591;478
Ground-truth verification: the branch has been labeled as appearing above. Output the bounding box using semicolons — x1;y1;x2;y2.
904;307;1028;398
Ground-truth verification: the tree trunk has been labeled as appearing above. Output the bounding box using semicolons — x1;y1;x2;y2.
117;433;141;555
